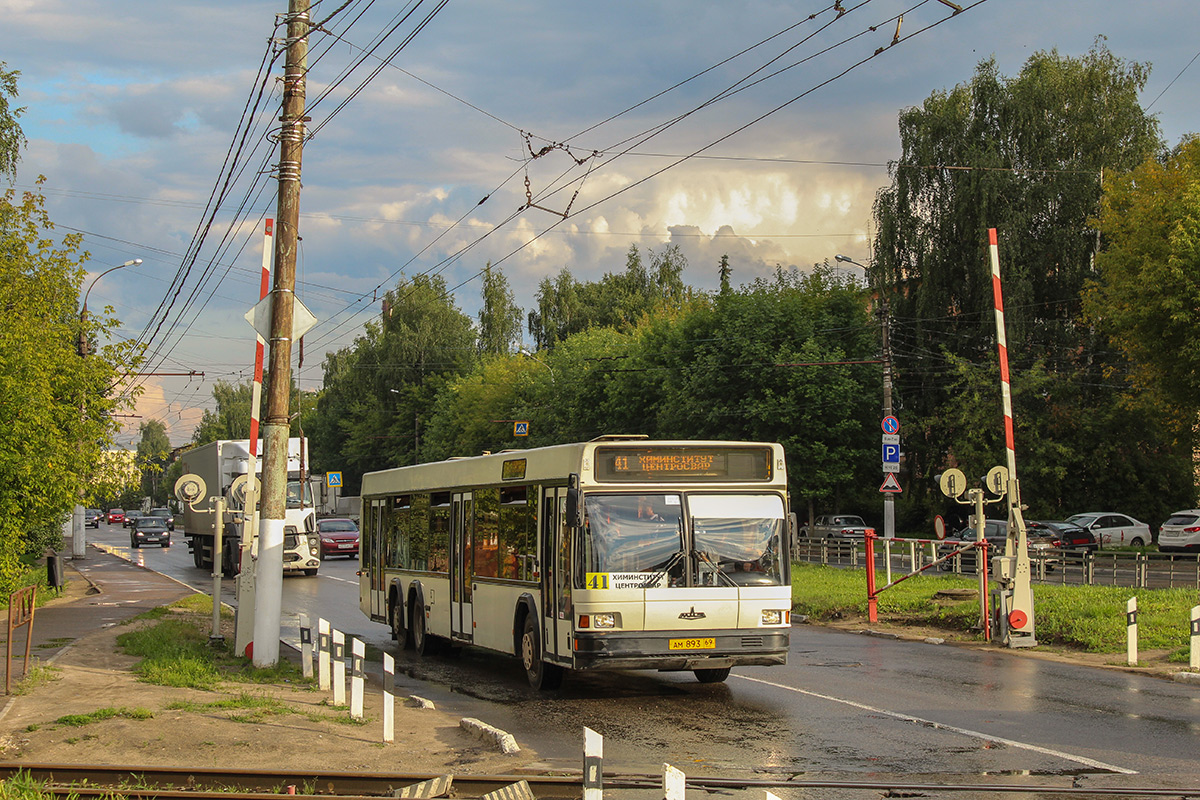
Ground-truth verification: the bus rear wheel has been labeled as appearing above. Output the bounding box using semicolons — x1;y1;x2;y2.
521;615;563;690
391;599;409;648
693;667;731;683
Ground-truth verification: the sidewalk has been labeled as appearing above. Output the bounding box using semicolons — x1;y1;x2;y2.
2;548;195;694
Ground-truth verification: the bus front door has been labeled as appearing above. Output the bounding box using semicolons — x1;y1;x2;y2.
369;501;387;619
360;500;382;618
450;492;474;642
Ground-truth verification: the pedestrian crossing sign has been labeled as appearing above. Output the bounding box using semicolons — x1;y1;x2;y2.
514;421;529;437
327;471;343;488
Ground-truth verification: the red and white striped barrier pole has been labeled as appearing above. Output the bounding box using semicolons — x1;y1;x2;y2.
234;219;274;655
988;228;1035;646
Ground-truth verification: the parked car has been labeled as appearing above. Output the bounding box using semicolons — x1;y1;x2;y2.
150;507;175;531
804;514;875;540
131;516;170;548
1027;520;1098;552
85;509;103;528
122;509;144;529
316;518;360;559
1064;512;1151;548
938;520;1008;571
1156;509;1200;553
107;508;125;524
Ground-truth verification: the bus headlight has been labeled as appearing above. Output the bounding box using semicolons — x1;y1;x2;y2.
761;609;787;626
581;612;617;629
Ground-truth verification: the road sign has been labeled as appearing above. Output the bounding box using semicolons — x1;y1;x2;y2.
881;415;900;435
934;514;946;539
882;433;899;445
882;443;900;463
513;421;529;437
880;473;902;493
326;471;343;488
245;293;318;341
882;462;900;473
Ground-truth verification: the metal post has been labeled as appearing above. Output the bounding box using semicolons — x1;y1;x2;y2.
256;0;309;668
1190;605;1199;671
332;628;346;706
211;496;225;644
865;532;878;623
1126;597;1138;666
583;728;603;800
383;653;395;743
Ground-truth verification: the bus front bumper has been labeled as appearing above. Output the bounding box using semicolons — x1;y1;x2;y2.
570;628;788;672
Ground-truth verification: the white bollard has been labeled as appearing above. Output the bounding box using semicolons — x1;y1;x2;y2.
383;653;395;743
333;629;346;706
299;613;313;679
318;618;331;691
583;727;602;800
1126;596;1138;666
1190;605;1199;670
663;764;685;800
350;637;365;719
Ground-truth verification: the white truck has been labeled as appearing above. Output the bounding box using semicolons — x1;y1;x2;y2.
178;438;320;576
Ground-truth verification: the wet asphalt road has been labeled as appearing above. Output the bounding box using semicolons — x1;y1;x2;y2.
83;523;1200;785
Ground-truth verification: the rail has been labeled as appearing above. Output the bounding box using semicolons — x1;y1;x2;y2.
2;762;1198;799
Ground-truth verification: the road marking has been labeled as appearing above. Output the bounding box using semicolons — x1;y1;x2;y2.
733;674;1137;775
323;574;357;585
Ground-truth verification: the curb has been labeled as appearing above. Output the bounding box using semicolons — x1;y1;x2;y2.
1171;671;1200;685
460;717;520;754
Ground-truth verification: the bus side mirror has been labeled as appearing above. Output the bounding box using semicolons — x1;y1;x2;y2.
565;473;584;528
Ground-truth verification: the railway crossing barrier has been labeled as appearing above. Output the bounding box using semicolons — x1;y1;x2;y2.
864;533;990;639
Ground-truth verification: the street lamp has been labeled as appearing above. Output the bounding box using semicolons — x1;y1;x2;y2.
72;258;142;558
78;258;143;356
518;346;554;383
836;254;896;542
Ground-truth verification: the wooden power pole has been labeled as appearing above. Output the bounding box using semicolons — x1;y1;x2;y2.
255;0;309;667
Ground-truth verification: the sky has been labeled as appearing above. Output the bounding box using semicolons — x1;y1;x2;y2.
2;0;1198;448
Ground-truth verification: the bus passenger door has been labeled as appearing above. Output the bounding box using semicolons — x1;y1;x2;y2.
541;487;570;659
360;500;381;617
450;492;474;642
370;501;387;619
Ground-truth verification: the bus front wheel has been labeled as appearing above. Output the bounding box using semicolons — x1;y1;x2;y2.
521;615;563;690
693;667;731;683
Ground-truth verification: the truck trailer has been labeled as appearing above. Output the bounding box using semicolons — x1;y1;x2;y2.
178;438;320;576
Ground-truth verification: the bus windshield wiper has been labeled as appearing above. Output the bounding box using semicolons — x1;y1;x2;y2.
693;550;738;587
642;549;686;588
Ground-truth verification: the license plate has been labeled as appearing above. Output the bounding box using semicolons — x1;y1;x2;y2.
338;543;354;549
669;637;715;650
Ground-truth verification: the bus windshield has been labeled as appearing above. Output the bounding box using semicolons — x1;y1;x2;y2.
580;492;786;587
689;494;786;586
581;494;684;576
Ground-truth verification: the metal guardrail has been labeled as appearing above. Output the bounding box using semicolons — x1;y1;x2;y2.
793;537;1200;589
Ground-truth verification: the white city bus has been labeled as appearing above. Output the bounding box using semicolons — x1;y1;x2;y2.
358;436;792;688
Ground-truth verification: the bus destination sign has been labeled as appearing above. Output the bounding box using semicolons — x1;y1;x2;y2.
595;446;772;482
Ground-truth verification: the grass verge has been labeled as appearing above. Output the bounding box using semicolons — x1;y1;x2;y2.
792;563;1196;657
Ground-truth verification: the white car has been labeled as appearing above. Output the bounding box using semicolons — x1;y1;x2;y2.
1156;509;1200;553
1064;512;1151;548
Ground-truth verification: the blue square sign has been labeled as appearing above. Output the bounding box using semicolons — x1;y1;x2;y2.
882;443;900;463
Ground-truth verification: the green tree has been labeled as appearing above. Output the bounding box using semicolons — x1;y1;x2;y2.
0;185;138;582
191;378;303;445
870;41;1186;524
0;62;24;180
477;263;523;356
136;420;172;503
308;274;477;492
1084;136;1200;419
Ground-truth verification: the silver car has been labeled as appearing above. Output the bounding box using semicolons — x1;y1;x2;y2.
1157;510;1200;553
1064;512;1151;548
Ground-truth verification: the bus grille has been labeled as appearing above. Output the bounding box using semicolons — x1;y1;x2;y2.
741;636;765;648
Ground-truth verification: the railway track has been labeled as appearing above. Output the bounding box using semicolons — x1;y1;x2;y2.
2;762;1199;799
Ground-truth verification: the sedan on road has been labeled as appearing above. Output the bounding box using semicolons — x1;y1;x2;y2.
150;507;175;531
123;510;144;529
1027;520;1098;552
131;517;170;548
316;518;359;559
107;509;125;525
85;509;103;528
804;514;875;540
1065;512;1151;548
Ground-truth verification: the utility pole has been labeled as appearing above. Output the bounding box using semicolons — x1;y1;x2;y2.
255;0;309;667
